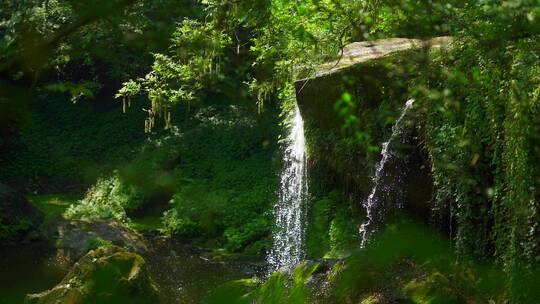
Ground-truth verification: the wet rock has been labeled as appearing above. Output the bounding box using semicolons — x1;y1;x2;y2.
295;38;445;225
295;37;452;131
142;235;260;303
25;246;160;304
314;37;452;78
0;183;43;241
45;219;148;265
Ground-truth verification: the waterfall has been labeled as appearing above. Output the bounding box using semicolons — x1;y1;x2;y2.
267;104;308;274
359;99;415;247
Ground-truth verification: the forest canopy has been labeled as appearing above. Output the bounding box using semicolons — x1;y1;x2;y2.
4;1;537;124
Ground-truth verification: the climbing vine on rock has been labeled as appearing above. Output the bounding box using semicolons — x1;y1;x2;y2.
420;34;540;301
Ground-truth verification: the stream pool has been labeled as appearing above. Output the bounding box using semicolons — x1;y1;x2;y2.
143;235;261;303
0;242;67;304
0;236;260;303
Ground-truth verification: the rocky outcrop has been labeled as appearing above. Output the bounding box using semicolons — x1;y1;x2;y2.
313;37;452;78
46;219;148;265
25;246;160;304
0;182;43;241
296;37;452;131
295;38;450;223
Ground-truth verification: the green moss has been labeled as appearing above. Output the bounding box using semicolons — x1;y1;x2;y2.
28;193;79;222
327;208;360;258
0;95;148;191
300;34;540;302
84;237;113;251
305;194;333;257
53;102;279;254
129;217;163;232
419;37;540;300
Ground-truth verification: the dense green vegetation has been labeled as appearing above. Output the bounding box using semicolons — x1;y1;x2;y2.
2;0;540;303
62;100;279;253
421;37;540;301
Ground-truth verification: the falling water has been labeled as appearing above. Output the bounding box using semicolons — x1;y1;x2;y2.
359;99;415;247
267;104;308;274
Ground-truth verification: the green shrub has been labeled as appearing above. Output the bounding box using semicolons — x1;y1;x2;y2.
159;104;279;253
305;191;337;258
224;218;271;252
0;94;147;190
328;207;360;258
64;171;146;222
418;36;540;300
162;208;200;237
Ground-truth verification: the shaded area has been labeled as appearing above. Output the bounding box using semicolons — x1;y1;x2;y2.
0;242;67;304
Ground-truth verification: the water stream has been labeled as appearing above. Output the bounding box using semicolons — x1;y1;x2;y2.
267;104;308;274
0;236;257;304
359;99;415;247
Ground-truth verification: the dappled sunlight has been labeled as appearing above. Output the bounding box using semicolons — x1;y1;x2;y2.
2;0;540;303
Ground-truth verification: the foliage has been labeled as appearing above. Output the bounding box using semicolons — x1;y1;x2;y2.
64;171;147;222
0;0;201;96
305;193;334;257
399;4;540;299
305;189;361;259
326;220;507;303
246;263;319;304
28;193;79;222
158;103;279;253
3;0;540;302
328;207;360;258
215;220;516;303
417;35;540;301
116;19;231;132
0;94;147;191
58;100;279;253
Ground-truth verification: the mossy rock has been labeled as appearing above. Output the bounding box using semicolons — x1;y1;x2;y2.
295;38;445;239
25;246;160;304
46;219;148;265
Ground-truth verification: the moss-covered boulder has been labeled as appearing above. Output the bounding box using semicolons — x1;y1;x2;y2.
0;182;43;241
25;246;160;304
46;219;148;265
296;38;451;253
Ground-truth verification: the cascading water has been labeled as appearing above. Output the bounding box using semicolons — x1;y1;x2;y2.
359;99;415;247
267;104;308;274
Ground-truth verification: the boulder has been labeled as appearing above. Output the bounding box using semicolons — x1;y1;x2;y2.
0;182;43;241
295;37;453;131
294;38;449;223
46;219;148;265
25;246;160;304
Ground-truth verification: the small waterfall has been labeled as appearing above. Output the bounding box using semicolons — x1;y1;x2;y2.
267;104;308;274
359;99;415;247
